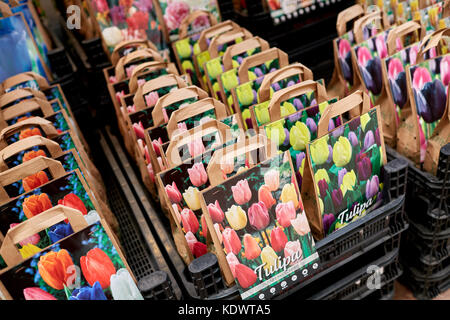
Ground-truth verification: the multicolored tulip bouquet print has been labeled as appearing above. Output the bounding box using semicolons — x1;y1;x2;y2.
409;53;450;162
158;0;220;41
88;0;165;52
0;222;143;300
202;152;319;300
307;108;385;235
261;99;340;189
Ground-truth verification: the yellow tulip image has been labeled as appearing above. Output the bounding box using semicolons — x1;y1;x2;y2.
242;109;252;130
248;71;257;81
289;122;310;151
333;136;352;167
222;71;239;91
314;168;330;184
281;102;297;117
232;60;239;68
255;101;271;125
206;59;223;79
182;187;202;211
340;169;357;196
310;136;330;165
360;113;371;131
280;183;299;208
19;243;41;260
319;198;324;215
236;83;255;106
181;60;194;73
175;39;192;58
266;120;286;146
225;205;248;230
193;42;201;55
261;246;278;272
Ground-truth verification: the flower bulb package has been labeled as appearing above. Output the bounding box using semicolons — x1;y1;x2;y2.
303;91;387;239
395;0;447;29
172;19;240;86
201;152;319;300
204;37;270;103
86;0;166;54
113;48;165;83
0;12;51;83
265;0;315;24
0;206;141;300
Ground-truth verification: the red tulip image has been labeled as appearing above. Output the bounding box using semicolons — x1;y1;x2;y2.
185;231;197;253
275;201;296;228
127;11;149;31
231;179;252;205
22;193;52;219
270;227;288;252
248;201;270;230
165;182;182;203
188;163;208;187
23;149;46;162
80;248;116;289
201;214;208;238
58;193;87;215
243;234;261;260
19;128;42;140
207;200;225;223
38;249;75;290
258;185;276;209
23;171;49;192
235;264;257;289
192;242;207;258
223;227;242;255
180;208;199;234
23;287;57;300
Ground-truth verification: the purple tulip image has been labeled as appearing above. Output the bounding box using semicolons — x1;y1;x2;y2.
288;112;302;123
326;145;333;163
348;117;360;131
287;80;295;87
338;168;347;186
296;152;306;170
332;188;343;209
283;128;290;146
356;156;372;181
348;131;358;147
357;46;383;95
332;126;345;138
293;98;303;110
318;179;328;198
237;56;244;64
364;130;375;150
272;82;281;91
338;39;354;84
306;105;319;117
328;119;335;132
306;117;317;133
366;175;379;199
254;67;263;78
387;58;407;108
323;213;336;234
375;128;381;146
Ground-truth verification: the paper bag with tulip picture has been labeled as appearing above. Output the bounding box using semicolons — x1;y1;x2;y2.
0;207;142;300
303;92;387;239
201;152;319;300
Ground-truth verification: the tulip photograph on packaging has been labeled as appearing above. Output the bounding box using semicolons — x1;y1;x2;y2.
307;108;386;235
0;221;143;300
202;152;319;300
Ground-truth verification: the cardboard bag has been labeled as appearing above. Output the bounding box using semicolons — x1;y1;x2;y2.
114;48;165;82
0;88;46;109
303;91;387;240
201;151;319;299
0;97;55;130
111;39;159;66
0;206;141;300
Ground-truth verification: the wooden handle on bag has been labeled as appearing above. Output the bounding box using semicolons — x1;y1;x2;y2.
0;117;59;149
354;11;389;43
258;63;314;101
208;29;253;58
0;205;88;267
0;136;63;171
152;86;209;126
206;134;277;186
416;28;450;63
0;156;66;203
317;90;371;137
336;4;365;36
133;74;188;110
222;37;270;70
111;39;158;65
198;20;240;51
0;98;54;125
0;88;46;108
178;10;218;39
166;98;228;138
387;21;424;56
115;49;164;81
165;120;232;167
238;48;289;83
268;80;328;121
1;72;49;92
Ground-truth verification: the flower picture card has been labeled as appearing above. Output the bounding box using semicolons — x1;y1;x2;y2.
0;216;142;300
201;152;319;300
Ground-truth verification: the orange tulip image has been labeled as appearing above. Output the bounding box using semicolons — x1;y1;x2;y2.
243;234;261;260
23;150;46;162
80;248;116;289
38;249;75;290
19;128;42;140
23;171;49;192
23;193;52;219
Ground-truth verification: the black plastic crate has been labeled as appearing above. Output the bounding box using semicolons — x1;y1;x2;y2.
363;280;396;300
400;264;450;300
82;37;110;68
407;220;450;260
386;145;450;232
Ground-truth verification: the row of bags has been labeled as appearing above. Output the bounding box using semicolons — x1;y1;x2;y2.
104;12;389;299
328;2;450;174
0;72;143;300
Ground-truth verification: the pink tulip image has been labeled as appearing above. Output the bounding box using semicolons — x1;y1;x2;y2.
126;65;137;78
388;58;404;80
258;185;276;209
275;201;296;228
235;264;257;289
185;231;197;253
248;201;270;230
188;163;208;187
127;105;136;113
214;223;223;244
366;175;380;199
177;122;188;133
243;234;261;260
162;108;169;123
188;139;205;157
375;35;388;59
10;223;40;246
165;182;182;203
338;38;351;59
164;1;190;31
270;227;288;252
207;200;225;223
231;180;252;205
264;169;280;191
409;45;419;65
147;163;154;182
291;213;311;236
220;159;235;175
440;55;450;87
137;79;146;87
284;240;303;265
115;91;124;104
226;252;240;277
223;227;242;255
132;122;145;140
152;138;162;157
145;91;159;107
357;46;372;67
412;67;432;91
23;287;57;300
180;208;199;234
